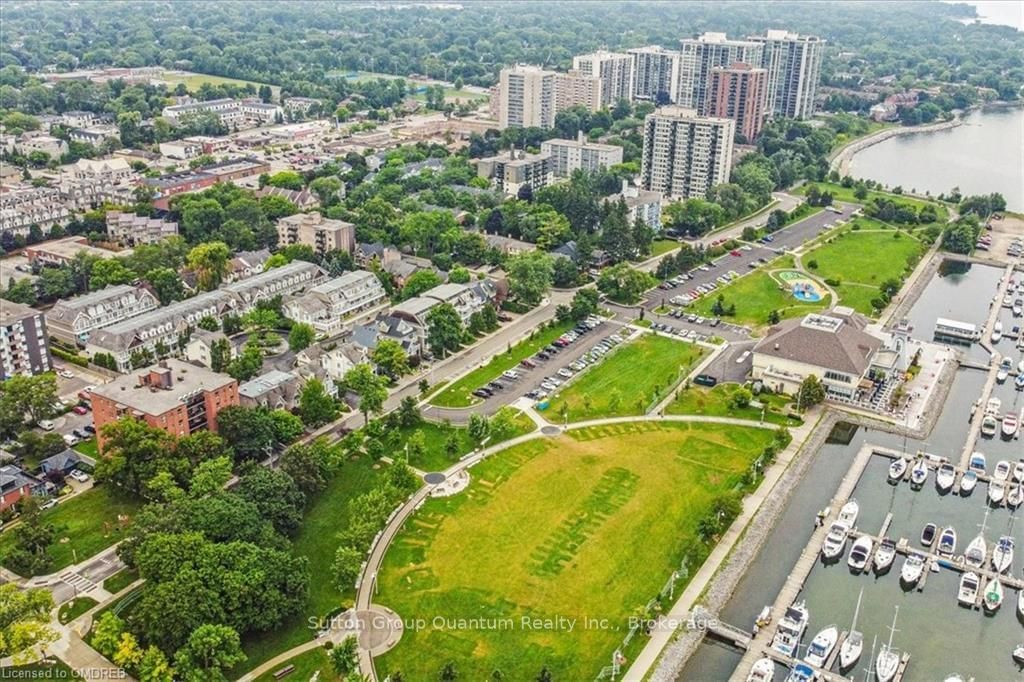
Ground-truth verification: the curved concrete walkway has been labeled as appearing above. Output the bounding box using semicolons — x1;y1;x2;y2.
352;412;799;680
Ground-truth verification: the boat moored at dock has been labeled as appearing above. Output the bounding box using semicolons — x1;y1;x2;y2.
958;571;980;606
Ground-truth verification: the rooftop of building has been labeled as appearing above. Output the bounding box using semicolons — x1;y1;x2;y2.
90;359;236;414
754;309;882;376
0;299;40;326
48;284;150;319
238;369;297;399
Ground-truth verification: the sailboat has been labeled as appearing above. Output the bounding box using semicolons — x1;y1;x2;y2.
993;536;1014;573
875;607;901;682
984;577;1005;612
990;479;1006;506
839;588;864;671
958;571;980;606
804;625;838;667
910;458;928;487
889;457;908;481
746;657;774;682
965;534;987;568
936;463;956;492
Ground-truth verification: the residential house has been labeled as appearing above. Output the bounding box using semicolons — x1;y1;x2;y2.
69;125;120;148
0;465;44;512
38;449;90;476
228;248;272;281
282;270;389;337
47;284;161;347
296;342;368;382
276;212;356;256
606;180;663;232
238;370;303;410
352;314;422;358
105;211;179;246
255;185;320;211
184;329;235;368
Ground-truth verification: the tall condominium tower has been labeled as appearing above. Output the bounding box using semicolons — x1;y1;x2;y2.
677;32;763;116
749;29;825;119
498;64;558;129
640;106;735;200
627;45;681;104
709;62;768;141
571;50;634;107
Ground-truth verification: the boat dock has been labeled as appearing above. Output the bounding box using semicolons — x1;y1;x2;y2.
729;443;881;682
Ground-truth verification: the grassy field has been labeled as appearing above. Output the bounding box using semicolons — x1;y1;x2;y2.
801;221;924;316
238;457;380;672
689;270;830;329
102;568;138;594
0;485;142;576
73;438;98;458
545;334;709;421
393;411;535;472
650;239;681;257
795;181;949;222
666;384;802;426
254;647;336;682
430;320;575;408
374;420;777;680
57;596;97;624
159;70;275;93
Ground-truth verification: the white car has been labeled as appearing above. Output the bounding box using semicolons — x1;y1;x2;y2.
540;381;557;392
557;368;573;379
69;470;90;483
58;370;75;379
62;434;79;446
502;370;519;380
38;420;55;431
545;376;562;386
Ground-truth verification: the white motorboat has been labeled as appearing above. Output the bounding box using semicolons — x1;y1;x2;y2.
746;657;775;682
998;358;1013;383
876;607;901;682
1017;373;1024;390
993;536;1014;573
938;526;957;555
847;535;872;572
958;571;980;606
839;588;864;671
1014;644;1024;665
772;600;809;657
921;522;937;547
804;625;838;667
936;463;956;492
874;537;897;573
982;414;999;437
838;499;859;528
910;459;928;487
1004;413;1020;438
969;451;987;475
1009;484;1024;508
986;397;1003;415
1013;460;1024;482
944;675;964;682
1019;359;1024;375
1003;294;1014;308
1018;588;1024;619
965;534;987;568
993;320;1004;343
984;577;1004;612
990;480;1006;506
900;553;925;585
961;470;978;495
786;663;815;682
821;521;849;561
995;460;1012;481
889;457;908;481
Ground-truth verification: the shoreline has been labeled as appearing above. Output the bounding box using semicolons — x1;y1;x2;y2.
830;115;964;176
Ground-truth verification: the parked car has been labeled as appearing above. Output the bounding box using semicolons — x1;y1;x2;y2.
38;420;55;431
40;499;59;510
72;405;89;415
62;434;79;446
472;388;493;398
540;381;557;392
72;428;89;439
694;374;718;387
520;359;537;369
83;424;96;435
502;370;519;380
69;470;90;483
57;370;75;379
557;368;573;379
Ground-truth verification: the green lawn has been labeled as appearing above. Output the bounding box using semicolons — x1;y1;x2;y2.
102;568;138;594
545;334;709;421
430;320;575;408
374;421;777;680
394;411;536;472
666;384;803;426
57;596;97;624
160;70;274;93
795;181;949;222
254;646;337;682
0;485;142;576
650;239;681;257
73;438;98;458
801;222;924;316
689;270;830;329
238;457;381;673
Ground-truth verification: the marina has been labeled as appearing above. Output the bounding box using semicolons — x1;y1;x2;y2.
680;259;1024;682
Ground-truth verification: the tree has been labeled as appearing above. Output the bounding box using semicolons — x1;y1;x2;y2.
189;456;234;497
0;374;57;431
280;438;334;496
299;378;338;427
91;612;127;662
173;624;246;682
216;406;278;462
506;251;554;307
371;338;410;379
146;267;186;305
397;396;420;427
287;322;315;352
332;545;363;591
187;241;231;291
597;263;655;303
489;407;519;442
236;464;306;537
400;269;443;300
448;266;471;284
209;338;232;373
425;303;464;358
343;364;388;425
226;342;264;382
797;375;826;409
440;661;459;681
95;417;177;496
570;288;599;320
0;584;57;662
138;645;175;682
468;413;490;444
113;631;144;671
330;636;359;676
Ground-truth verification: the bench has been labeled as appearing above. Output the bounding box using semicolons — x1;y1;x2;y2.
272;665;296;679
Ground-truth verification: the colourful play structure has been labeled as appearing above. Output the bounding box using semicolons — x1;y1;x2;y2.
777;271;826;302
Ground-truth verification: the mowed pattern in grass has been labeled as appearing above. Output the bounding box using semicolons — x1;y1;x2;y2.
690;270;830;328
803;224;923;315
666;384;802;426
374;421;776;680
546;334;709;421
0;485;141;576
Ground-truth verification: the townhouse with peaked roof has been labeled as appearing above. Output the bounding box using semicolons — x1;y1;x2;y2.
282;270;389;338
47;284;161;346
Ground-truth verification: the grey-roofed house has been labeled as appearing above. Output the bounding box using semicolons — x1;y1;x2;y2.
105;210;179;246
0;464;44;512
46;284;160;346
752;308;884;399
352;314;422;358
282;270;388;337
238;370;303;409
184;329;235;368
390;296;440;329
228;248;272;281
421;281;495;323
38;449;91;476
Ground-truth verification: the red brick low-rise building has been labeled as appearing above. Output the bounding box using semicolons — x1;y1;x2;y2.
90;359;239;449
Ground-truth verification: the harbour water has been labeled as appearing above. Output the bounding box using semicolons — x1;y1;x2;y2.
678;262;1024;681
849;106;1024;213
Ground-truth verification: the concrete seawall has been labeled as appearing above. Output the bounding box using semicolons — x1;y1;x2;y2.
831;116;964;176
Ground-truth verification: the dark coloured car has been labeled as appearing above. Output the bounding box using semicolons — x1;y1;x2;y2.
694;374;718;387
472;388;493;398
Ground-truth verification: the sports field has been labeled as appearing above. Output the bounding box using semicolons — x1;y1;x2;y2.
374;420;777;679
545;333;708;421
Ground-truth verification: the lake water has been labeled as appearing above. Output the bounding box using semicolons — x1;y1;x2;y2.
849;106;1024;213
679;263;1024;681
